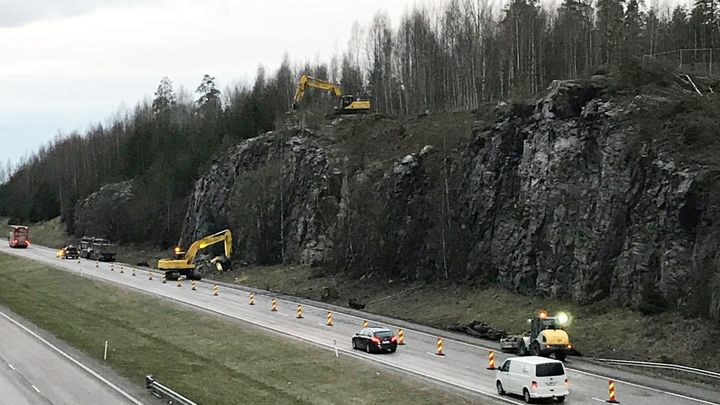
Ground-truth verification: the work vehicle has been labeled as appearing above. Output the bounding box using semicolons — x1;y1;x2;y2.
351;327;398;353
8;225;29;248
57;245;79;259
496;356;569;403
292;74;371;114
500;311;572;361
158;229;232;280
79;236;117;262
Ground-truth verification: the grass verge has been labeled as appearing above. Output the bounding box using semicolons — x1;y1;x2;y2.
213;265;720;374
0;253;479;405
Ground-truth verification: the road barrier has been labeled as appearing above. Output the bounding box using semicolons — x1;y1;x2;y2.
271;298;278;312
213;285;219;296
397;328;405;345
596;358;720;380
297;304;303;319
327;311;333;326
249;292;255;305
487;350;496;370
436;337;445;356
606;379;619;403
191;281;197;291
145;375;198;405
363;320;369;328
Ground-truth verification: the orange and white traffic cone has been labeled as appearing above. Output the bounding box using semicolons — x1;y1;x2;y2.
213;285;219;296
162;274;166;283
177;278;182;287
606;380;619;403
249;292;255;305
132;268;136;276
326;311;333;327
487;350;496;370
148;272;153;281
271;298;278;312
297;304;303;319
120;265;124;274
436;337;445;356
397;328;406;345
191;280;197;291
363;320;369;328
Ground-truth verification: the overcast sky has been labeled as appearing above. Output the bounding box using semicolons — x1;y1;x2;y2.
0;0;422;169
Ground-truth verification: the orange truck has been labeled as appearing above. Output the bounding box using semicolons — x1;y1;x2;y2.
8;225;30;248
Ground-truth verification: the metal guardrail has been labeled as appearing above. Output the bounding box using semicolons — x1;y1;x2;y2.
145;375;199;405
595;358;720;380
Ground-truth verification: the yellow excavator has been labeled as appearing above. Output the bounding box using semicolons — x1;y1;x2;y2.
292;74;371;114
157;229;232;280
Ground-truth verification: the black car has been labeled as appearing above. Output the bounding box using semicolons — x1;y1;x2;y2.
352;327;398;353
63;245;79;259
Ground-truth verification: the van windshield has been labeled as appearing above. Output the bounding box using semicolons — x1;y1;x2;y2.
536;363;565;377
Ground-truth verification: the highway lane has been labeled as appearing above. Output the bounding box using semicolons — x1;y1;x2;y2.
4;244;719;405
0;307;141;405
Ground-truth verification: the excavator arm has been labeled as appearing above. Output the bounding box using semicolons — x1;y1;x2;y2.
181;229;233;265
292;74;343;108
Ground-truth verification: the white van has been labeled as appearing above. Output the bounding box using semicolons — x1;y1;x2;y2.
495;356;569;403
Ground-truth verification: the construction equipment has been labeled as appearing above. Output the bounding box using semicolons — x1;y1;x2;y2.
79;236;117;262
157;229;232;280
291;74;371;114
500;310;573;361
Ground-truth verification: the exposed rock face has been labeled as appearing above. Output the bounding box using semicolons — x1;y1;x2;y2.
460;79;720;320
74;180;135;238
181;129;341;266
182;79;720;323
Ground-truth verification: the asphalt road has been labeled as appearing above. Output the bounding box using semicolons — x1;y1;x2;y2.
3;244;719;405
0;306;141;405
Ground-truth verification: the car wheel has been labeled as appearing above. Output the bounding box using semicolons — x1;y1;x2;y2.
555;351;567;361
352;339;357;350
531;341;541;356
496;381;505;395
554;396;565;403
390;347;396;353
365;342;372;353
523;388;532;403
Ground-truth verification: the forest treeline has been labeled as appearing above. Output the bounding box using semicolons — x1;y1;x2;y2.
1;0;717;244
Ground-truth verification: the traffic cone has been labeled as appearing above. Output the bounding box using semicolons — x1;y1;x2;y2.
191;280;197;291
297;304;303;319
435;337;445;356
363;320;369;328
606;380;620;403
132;268;136;277
487;350;496;370
111;263;114;271
271;298;278;312
249;292;255;305
162;274;166;284
149;272;153;281
77;258;81;264
326;311;333;327
120;266;124;274
213;285;219;296
397;328;406;345
95;261;99;269
177;278;182;287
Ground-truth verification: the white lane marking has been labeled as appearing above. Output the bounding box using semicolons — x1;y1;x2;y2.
31;385;40;393
0;310;144;405
8;363;15;370
591;398;605;402
569;368;719;405
278;313;289;317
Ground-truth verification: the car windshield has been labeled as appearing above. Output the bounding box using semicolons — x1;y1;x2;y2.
536;363;565;377
373;330;393;339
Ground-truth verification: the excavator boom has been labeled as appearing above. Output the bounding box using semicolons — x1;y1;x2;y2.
157;229;233;279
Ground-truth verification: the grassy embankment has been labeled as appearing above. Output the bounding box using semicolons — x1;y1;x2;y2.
0;253;478;405
215;264;720;373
